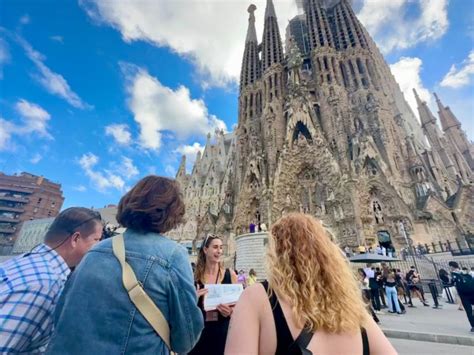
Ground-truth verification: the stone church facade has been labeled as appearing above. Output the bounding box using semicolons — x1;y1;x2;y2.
170;0;474;255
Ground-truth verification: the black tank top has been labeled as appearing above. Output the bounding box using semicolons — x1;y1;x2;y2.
196;268;232;323
262;281;370;355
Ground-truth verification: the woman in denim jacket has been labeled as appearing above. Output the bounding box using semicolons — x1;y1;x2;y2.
47;176;204;354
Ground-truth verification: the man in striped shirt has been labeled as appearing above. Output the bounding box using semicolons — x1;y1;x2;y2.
0;207;103;353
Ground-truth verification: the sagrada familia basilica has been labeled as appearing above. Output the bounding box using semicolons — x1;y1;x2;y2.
170;0;474;254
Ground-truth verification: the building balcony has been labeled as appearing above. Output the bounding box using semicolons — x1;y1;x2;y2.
0;216;20;223
0;205;24;213
0;226;15;234
0;185;33;194
0;195;29;203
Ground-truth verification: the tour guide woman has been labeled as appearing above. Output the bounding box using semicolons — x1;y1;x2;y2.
190;235;237;354
46;176;204;354
226;213;396;355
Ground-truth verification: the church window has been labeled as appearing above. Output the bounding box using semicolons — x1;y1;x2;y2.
357;58;365;74
323;57;329;71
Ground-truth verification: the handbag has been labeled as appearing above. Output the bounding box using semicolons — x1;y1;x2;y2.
112;234;174;353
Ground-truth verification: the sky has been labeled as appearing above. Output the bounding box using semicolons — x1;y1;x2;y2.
0;0;473;210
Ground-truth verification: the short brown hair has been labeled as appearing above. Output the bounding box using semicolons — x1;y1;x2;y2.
117;175;185;234
44;207;102;244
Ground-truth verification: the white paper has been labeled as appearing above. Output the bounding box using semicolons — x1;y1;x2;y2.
203;284;244;311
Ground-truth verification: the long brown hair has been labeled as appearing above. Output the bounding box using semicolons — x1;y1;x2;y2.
267;213;368;333
195;234;224;284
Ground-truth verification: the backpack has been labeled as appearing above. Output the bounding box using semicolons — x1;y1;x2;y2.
453;272;474;295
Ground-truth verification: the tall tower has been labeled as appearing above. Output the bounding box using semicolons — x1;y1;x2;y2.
435;93;474;170
260;0;286;180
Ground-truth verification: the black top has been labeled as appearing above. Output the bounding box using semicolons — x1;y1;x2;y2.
385;281;397;288
195;268;232;322
261;281;370;355
189;268;233;355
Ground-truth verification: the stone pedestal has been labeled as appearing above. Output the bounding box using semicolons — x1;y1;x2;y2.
235;232;268;280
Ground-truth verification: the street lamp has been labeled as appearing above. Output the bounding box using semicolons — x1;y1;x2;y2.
399;221;419;272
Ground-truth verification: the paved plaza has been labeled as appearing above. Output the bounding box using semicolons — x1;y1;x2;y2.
378;301;474;348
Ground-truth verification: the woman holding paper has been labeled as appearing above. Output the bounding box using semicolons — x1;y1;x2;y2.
225;213;396;355
189;235;238;355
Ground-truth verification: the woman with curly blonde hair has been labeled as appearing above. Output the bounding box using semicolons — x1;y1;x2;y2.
225;213;396;354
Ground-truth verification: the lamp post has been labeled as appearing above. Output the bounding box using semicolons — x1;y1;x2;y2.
399;221;419;272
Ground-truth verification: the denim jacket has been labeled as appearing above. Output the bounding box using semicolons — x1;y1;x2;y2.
46;230;204;354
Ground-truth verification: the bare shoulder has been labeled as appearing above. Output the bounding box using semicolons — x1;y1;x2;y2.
364;317;398;355
239;282;267;306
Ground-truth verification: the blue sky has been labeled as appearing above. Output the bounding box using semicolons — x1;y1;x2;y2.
0;0;473;210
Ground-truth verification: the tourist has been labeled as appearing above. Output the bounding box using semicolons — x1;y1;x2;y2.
364;264;381;312
358;268;379;323
439;268;459;306
344;245;351;257
405;266;429;306
470;267;474;278
0;207;103;353
225;213;396;354
249;221;256;233
385;271;402;314
237;269;248;288
46;176;203;354
376;266;387;308
247;268;257;286
449;261;474;332
190;235;237;355
376;245;382;255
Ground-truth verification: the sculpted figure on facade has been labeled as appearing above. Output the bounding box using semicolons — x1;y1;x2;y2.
171;0;473;253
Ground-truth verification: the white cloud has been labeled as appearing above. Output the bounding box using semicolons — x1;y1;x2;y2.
105;123;132;145
29;153;42;164
120;156;139;179
440;50;474;89
50;35;64;43
0;99;53;148
0;119;14;150
80;0;298;87
16;35;91;109
357;0;449;54
15;99;52;138
78;153;126;192
175;142;204;163
165;165;177;177
19;15;30;25
390;57;432;121
0;37;10;79
73;185;87;192
123;64;226;150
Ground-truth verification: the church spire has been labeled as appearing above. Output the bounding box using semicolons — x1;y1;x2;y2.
413;89;436;127
240;4;260;89
177;155;186;177
434;92;461;131
261;0;284;72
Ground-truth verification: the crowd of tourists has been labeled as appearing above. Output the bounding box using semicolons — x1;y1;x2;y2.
0;175;472;354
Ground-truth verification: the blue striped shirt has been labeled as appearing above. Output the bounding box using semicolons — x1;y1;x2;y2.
0;244;70;353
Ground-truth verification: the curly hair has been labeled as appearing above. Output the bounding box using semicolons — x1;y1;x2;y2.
267;213;368;333
117;175;185;234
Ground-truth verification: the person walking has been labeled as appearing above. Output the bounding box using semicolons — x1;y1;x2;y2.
406;266;429;306
226;213;396;354
189;235;237;355
0;208;103;353
46;176;204;354
247;268;258;286
449;261;474;332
